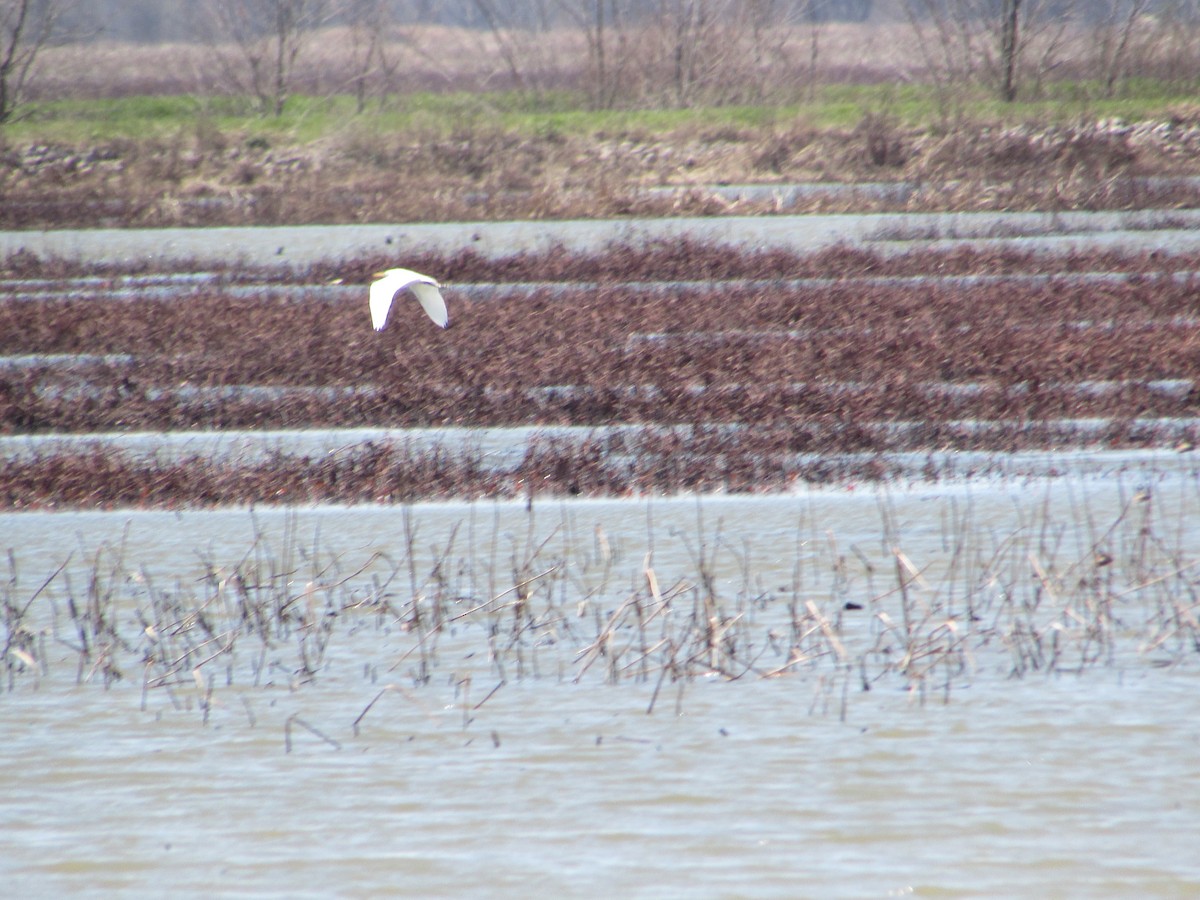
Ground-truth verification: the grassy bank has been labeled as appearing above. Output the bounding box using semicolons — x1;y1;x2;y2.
7;81;1200;146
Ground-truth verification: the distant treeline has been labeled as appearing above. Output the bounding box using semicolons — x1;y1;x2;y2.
72;0;881;44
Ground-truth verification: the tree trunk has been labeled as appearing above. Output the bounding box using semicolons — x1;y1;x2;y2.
1000;0;1021;102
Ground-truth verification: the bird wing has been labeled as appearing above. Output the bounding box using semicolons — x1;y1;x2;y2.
369;276;400;330
369;269;449;330
409;281;450;328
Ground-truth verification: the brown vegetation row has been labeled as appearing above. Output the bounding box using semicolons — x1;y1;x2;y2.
5;379;1196;436
7;418;1195;512
3;241;1199;506
7;241;1198;285
17;275;1200;374
3;281;1198;413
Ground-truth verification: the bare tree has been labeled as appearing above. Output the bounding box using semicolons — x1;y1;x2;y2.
659;0;714;106
649;0;823;107
338;0;398;112
0;0;69;124
668;0;783;107
1155;0;1200;88
1087;0;1156;97
795;0;826;103
904;0;1070;103
470;0;533;91
457;0;574;96
991;0;1071;100
558;0;636;108
205;0;329;116
997;0;1020;100
548;0;813;108
739;0;801;102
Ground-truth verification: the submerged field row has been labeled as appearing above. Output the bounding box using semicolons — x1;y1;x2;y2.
5;305;1198;376
4;236;1200;503
8;241;1200;288
9;210;1200;268
5;376;1197;429
4;267;1199;363
6;420;1199;510
9;271;1200;305
9;422;1199;465
3;352;1198;435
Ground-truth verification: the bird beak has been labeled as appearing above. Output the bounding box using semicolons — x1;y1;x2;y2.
372;271;387;278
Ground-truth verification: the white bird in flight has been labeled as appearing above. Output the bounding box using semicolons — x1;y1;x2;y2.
369;268;449;330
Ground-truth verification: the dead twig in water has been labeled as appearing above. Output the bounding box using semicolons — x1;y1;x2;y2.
285;714;342;753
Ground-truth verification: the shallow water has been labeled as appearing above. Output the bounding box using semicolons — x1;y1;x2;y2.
3;470;1200;897
5;666;1198;899
5;429;1199;489
8;208;1200;267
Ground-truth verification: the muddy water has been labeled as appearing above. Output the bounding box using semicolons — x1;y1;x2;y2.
3;466;1200;897
5;665;1197;898
8;208;1200;267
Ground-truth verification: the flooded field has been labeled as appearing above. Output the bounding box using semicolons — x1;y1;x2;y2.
4;480;1200;897
8;207;1200;267
4;214;1200;895
5;214;1200;505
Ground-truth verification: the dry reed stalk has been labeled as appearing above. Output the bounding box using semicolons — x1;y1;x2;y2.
284;714;342;753
804;600;848;664
6;485;1200;732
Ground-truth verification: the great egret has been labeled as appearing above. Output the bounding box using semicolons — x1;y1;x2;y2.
369;268;449;330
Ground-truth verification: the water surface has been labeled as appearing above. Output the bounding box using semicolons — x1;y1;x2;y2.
3;471;1200;897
